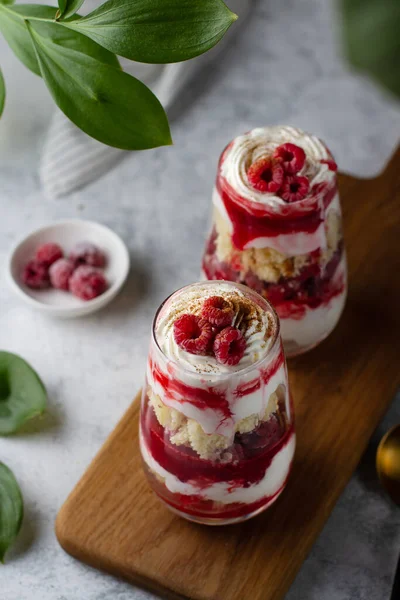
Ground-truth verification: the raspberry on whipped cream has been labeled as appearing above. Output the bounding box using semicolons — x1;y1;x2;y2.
173;314;213;355
202;126;348;357
140;281;295;525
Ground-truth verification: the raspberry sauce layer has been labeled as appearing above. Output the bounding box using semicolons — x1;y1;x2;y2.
216;175;337;252
141;397;293;487
203;232;346;320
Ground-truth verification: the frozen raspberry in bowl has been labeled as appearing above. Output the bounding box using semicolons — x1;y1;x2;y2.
49;258;75;291
69;242;106;268
8;219;129;317
140;280;295;525
36;243;63;266
22;260;50;289
69;266;107;301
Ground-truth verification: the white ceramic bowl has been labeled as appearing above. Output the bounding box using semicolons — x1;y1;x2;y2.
8;219;130;318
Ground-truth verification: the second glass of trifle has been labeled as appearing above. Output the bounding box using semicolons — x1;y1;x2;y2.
202;126;348;356
140;281;295;525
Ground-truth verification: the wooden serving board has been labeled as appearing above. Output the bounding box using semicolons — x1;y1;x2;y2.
56;148;400;600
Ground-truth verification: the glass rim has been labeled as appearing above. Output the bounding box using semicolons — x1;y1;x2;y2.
151;280;281;380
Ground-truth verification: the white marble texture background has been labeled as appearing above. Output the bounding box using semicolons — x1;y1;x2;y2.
0;1;399;599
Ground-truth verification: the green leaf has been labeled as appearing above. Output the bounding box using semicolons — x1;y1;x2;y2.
0;352;47;435
57;0;85;21
63;0;238;64
0;5;56;76
0;463;23;563
27;20;172;149
26;19;120;69
0;67;5;117
340;0;400;98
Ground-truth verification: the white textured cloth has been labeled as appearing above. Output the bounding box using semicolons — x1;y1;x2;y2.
39;0;251;198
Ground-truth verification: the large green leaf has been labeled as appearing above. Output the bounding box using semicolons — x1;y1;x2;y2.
0;4;56;75
26;18;120;69
340;0;400;98
0;67;5;117
63;0;238;64
0;352;47;435
56;0;85;21
0;463;23;563
27;21;172;149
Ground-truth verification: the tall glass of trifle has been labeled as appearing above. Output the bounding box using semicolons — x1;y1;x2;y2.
140;281;295;525
202;126;347;356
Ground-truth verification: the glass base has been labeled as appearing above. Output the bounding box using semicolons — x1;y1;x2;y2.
284;337;323;358
160;498;275;526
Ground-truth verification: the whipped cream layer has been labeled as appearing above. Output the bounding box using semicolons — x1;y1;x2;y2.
281;256;347;352
155;282;275;375
140;428;295;505
221;126;335;208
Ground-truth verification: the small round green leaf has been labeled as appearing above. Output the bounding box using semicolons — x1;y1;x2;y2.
0;67;5;117
0;352;47;435
0;462;24;563
63;0;238;64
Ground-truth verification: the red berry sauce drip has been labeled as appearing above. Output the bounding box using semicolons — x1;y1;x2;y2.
216;175;337;252
149;358;234;426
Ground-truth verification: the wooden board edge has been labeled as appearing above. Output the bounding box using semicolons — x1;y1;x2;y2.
55;393;142;554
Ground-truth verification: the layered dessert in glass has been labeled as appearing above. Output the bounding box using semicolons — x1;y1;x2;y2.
140;281;295;525
202;126;347;356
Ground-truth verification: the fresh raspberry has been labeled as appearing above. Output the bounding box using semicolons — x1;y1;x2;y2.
69;266;107;301
35;243;63;267
247;158;284;193
69;242;106;268
321;159;338;172
201;296;234;328
49;258;75;291
213;326;246;366
280;175;310;203
22;260;50;289
173;314;213;355
273;143;306;174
